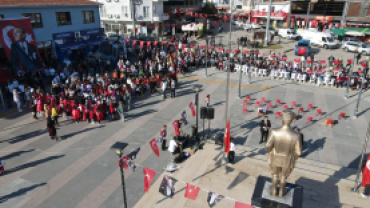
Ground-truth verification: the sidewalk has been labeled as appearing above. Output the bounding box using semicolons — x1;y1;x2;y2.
134;143;368;208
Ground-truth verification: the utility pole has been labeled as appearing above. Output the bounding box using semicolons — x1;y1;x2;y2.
264;0;272;46
131;0;136;37
305;0;311;28
342;0;350;27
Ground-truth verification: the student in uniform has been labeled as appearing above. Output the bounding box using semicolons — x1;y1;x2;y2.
228;137;235;164
31;95;38;119
51;104;59;126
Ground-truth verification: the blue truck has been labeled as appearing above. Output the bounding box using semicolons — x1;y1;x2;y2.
295;39;311;56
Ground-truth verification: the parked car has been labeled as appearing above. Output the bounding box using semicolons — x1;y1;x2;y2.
342;42;370;55
297;29;338;49
251;23;260;29
104;33;120;42
295;39;311;55
342;37;362;45
278;28;301;40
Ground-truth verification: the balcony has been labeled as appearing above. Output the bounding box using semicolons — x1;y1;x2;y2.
152;13;169;21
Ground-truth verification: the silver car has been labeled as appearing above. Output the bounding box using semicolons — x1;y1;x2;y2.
342;42;370;55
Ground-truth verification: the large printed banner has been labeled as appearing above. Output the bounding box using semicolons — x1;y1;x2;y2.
0;18;44;74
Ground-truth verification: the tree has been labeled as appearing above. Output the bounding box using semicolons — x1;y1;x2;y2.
201;2;217;14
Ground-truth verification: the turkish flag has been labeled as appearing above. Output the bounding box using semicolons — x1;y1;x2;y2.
191;45;196;48
125;38;130;44
281;57;287;61
224;119;230;153
333;60;340;65
183;44;187;49
195;13;198;17
297;47;306;55
306;60;312;64
132;40;137;46
189;102;195;117
218;48;223;52
263;53;268;56
244;50;249;54
200;45;206;49
348;24;351;28
226;49;231;53
214;21;217;25
118;154;130;169
167;43;171;47
143;167;156;192
356;24;359;28
140;41;144;47
255;51;259;55
234;49;239;53
153;24;156;29
184;183;200;200
362;155;370;187
319;60;326;64
235;201;253;208
347;59;353;65
361;61;367;68
200;14;203;18
154;41;158;46
172;120;180;136
149;138;160;157
209;46;215;50
294;58;300;63
147;41;151;47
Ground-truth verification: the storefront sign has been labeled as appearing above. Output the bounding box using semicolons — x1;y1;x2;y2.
80;28;104;36
315;16;334;21
52;32;74;40
251;11;288;18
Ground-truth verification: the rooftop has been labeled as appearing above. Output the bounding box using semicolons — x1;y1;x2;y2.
0;0;101;7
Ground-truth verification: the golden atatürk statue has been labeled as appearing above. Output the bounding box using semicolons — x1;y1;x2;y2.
265;111;302;197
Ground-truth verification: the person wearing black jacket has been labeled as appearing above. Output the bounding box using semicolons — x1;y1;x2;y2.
259;116;271;144
296;128;304;147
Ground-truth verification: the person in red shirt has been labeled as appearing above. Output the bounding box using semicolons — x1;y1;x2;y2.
72;106;80;123
96;108;104;124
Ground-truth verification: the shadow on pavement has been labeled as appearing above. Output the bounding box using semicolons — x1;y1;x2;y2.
0;183;47;203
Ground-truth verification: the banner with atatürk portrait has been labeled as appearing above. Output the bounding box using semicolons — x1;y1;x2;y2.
0;18;44;74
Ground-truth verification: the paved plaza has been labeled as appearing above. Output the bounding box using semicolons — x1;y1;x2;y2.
0;64;370;208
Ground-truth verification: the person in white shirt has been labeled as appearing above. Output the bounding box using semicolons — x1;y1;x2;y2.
63;58;71;67
168;137;179;155
228;137;235;164
162;79;168;99
13;88;22;112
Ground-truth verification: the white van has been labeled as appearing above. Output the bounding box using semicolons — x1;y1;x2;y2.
278;29;301;40
296;29;338;49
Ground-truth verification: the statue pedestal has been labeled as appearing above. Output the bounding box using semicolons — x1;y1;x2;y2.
251;176;303;208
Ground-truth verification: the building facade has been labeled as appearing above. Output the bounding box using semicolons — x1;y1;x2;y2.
97;0;170;37
0;0;101;63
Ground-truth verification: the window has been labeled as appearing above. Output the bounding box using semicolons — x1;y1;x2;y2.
82;11;94;23
22;13;43;28
56;12;72;26
122;6;129;18
0;14;4;19
143;6;150;18
100;5;107;16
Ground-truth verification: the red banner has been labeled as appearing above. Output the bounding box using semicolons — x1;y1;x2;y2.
149;138;160;157
0;18;44;74
184;184;200;200
189;102;195;117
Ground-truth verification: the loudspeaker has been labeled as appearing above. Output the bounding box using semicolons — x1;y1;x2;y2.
207;108;215;120
213;133;224;145
191;125;198;137
200;107;207;119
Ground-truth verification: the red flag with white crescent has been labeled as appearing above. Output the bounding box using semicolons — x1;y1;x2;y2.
184;183;200;200
149;138;160;157
118;154;130;169
224;119;230;153
362;155;370;187
235;201;254;208
143;167;156;192
189;102;195;117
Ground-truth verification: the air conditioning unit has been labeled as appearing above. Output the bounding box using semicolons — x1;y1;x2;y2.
106;0;111;2
115;14;120;18
114;0;119;2
108;14;113;18
74;32;81;39
125;13;128;17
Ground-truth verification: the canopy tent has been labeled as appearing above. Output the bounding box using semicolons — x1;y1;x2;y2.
82;38;107;46
55;41;88;52
330;27;370;37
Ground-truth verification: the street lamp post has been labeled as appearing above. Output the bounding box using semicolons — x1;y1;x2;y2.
111;142;129;208
264;0;273;46
205;36;208;77
238;50;242;99
194;85;202;135
345;53;356;99
354;78;365;118
352;122;370;192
